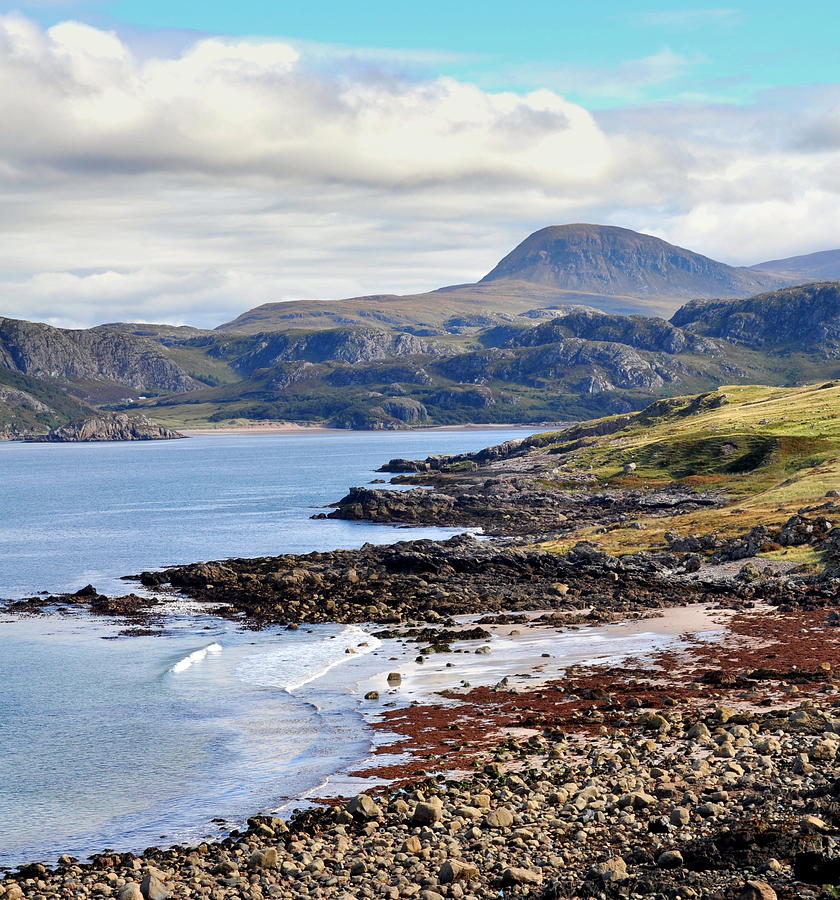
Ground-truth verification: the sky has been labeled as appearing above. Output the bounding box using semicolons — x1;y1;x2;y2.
1;0;839;327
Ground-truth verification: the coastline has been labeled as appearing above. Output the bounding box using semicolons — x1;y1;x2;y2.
4;597;838;899
178;422;551;436
3;421;840;899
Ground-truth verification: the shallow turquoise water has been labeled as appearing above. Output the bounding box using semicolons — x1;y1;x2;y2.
0;429;532;868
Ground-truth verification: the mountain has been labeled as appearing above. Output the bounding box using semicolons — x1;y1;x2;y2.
218;224;798;335
0;368;93;439
215;281;657;335
0;316;206;437
480;224;784;299
0;317;199;400
7;225;840;437
133;294;840;429
671;282;840;357
752;249;840;282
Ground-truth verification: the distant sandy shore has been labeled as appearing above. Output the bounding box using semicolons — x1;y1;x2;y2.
180;422;556;436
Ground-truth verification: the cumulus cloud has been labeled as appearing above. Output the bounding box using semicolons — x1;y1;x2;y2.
0;14;839;327
0;15;610;185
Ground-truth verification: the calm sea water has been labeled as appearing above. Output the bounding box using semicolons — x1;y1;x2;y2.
0;429;533;868
0;429;532;598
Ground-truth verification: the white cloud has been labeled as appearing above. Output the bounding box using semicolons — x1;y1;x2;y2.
0;14;839;327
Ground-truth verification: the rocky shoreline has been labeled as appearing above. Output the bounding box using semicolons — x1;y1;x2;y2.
1;601;837;900
3;430;840;899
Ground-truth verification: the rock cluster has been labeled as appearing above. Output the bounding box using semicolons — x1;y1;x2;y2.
134;534;733;627
322;482;719;538
3;685;838;899
28;414;184;443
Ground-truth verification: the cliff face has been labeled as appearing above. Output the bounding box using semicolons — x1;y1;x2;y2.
29;413;185;442
488;308;717;355
218;328;437;376
480;224;783;299
0;317;198;393
671;282;840;356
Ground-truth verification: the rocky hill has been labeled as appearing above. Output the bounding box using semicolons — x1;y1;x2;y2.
217;224;820;335
480;224;784;300
0;317;199;398
0;368;94;439
136;293;840;428
671;282;840;356
9;226;840;434
751;248;840;281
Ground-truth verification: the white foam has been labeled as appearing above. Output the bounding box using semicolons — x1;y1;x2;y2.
235;625;382;693
168;642;222;674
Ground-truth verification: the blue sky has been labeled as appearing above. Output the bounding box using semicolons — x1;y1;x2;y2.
0;1;838;326
9;0;838;106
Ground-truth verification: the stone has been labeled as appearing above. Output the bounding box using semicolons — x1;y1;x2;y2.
347;793;381;819
657;849;684;869
619;790;656;809
670;807;691;826
501;867;543;885
118;886;143;900
800;814;830;833
589;857;629;883
687;722;711;740
364;690;380;700
739;881;777;900
412;799;443;825
402;836;423;854
248;847;278;869
438;860;480;884
484;807;514;828
810;740;837;761
140;869;170;900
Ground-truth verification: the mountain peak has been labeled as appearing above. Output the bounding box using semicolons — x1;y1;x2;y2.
480;223;782;299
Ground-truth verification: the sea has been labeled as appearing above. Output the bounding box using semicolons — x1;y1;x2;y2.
0;429;692;868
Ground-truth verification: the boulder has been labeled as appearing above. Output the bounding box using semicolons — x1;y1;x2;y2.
588;857;629;883
502;867;543;885
439;860;480;884
118;886;144;900
484;807;514;828
738;881;777;900
248;847;278;869
347;793;381;820
140;868;170;900
657;849;684;869
402;836;423;854
412;800;443;825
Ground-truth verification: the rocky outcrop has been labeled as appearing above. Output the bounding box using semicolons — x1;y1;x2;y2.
137;533;731;627
501;308;718;355
327;364;432;387
0;317;198;392
222;328;438;376
29;413;185;442
0;386;50;412
322;481;719;538
671;282;840;356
